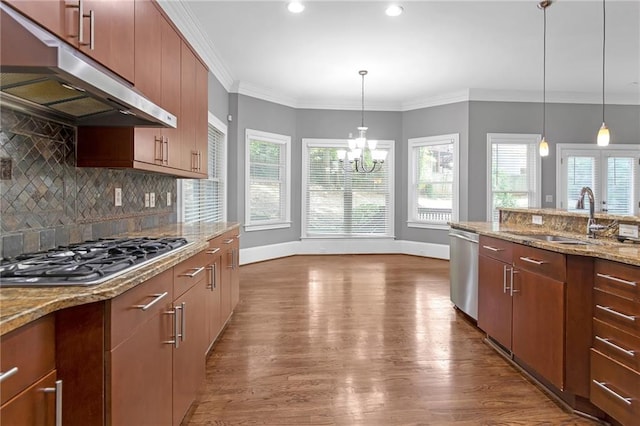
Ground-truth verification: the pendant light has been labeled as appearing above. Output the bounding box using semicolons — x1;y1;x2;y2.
597;0;610;146
337;70;387;173
538;0;551;157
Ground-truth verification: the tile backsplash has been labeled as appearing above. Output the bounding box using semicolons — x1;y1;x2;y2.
0;108;177;258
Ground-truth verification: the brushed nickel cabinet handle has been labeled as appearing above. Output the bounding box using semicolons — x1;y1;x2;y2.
180;302;186;342
178;267;204;278
223;239;234;244
163;137;169;164
519;256;546;265
164;309;178;348
0;366;18;383
595;336;635;357
207;248;220;255
154;136;164;162
207;264;217;290
510;268;520;295
502;265;510;294
87;9;95;50
592;380;632;406
482;245;503;252
596;304;636;322
596;273;637;287
133;292;168;311
43;379;63;426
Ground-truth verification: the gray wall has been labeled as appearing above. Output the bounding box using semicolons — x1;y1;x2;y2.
400;102;470;245
229;94;298;248
207;73;229;124
468;101;640;221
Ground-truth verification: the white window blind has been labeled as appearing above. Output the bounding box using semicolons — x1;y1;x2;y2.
487;134;540;221
408;134;459;228
180;122;226;223
245;129;291;231
558;144;640;216
302;139;394;237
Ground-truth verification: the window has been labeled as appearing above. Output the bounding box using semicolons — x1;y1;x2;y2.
486;133;541;221
245;129;291;231
179;114;227;223
557;144;640;216
408;134;459;229
302;138;394;238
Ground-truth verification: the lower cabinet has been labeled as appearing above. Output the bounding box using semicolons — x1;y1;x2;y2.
590;259;640;426
0;315;59;426
204;237;223;352
478;253;513;350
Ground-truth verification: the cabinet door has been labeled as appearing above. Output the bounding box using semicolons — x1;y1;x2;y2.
179;41;197;172
134;0;161;104
512;270;565;390
0;370;58;426
230;237;240;310
4;0;65;39
478;255;512;351
80;0;135;82
108;308;173;426
172;283;206;426
219;238;235;325
161;15;182;169
205;249;222;349
194;60;209;176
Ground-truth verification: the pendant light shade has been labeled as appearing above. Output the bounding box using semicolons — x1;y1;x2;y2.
597;122;610;146
597;0;610;146
538;0;551;157
539;137;549;156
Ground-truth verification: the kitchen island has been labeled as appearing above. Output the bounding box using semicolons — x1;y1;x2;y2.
451;208;639;426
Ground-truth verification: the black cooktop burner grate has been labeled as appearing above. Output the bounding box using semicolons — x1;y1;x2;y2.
0;237;189;287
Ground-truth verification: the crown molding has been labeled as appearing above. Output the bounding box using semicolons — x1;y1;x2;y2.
156;0;234;90
467;88;640;106
231;81;299;109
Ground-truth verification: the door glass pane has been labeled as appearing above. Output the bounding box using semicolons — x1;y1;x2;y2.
566;156;596;212
607;157;635;215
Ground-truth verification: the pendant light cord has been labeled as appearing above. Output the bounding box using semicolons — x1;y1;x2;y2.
602;0;606;123
543;5;546;137
361;72;365;128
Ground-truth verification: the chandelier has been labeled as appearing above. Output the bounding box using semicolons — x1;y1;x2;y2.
337;70;387;173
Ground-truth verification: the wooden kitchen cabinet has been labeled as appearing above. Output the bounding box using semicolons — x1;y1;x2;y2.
512;244;566;390
2;0;65;39
220;230;240;326
79;0;135;83
0;315;59;426
106;268;173;426
172;260;207;426
590;259;639;426
5;0;134;82
204;236;223;351
478;236;514;350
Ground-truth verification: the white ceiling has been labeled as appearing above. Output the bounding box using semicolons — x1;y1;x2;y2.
161;0;640;110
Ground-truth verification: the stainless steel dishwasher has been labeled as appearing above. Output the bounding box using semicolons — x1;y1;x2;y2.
449;228;479;320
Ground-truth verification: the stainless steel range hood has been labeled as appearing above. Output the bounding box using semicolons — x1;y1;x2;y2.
0;3;176;128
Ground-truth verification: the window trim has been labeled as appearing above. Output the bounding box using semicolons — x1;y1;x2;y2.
177;111;227;223
555;143;640;215
301;138;395;239
407;133;459;230
486;133;542;221
244;129;292;232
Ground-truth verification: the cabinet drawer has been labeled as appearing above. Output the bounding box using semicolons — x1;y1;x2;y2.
594;289;639;336
479;236;513;263
595;260;639;302
107;268;173;350
174;250;207;297
593;318;640;371
590;349;639;426
0;369;58;425
0;315;55;405
513;244;566;282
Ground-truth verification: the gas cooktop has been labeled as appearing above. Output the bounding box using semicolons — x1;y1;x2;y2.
0;237;190;287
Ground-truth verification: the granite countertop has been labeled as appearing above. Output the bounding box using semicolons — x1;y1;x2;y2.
0;222;240;336
450;221;640;267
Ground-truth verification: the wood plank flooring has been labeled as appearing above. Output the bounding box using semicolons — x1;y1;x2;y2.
186;254;599;425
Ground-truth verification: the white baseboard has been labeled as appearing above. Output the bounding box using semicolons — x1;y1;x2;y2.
239;239;449;265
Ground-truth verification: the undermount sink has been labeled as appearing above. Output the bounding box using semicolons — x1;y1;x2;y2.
513;234;595;245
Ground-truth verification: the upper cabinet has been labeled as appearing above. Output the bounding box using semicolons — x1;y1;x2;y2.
4;0;135;82
54;0;210;179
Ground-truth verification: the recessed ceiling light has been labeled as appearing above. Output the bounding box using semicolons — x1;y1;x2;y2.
287;2;305;14
385;4;403;17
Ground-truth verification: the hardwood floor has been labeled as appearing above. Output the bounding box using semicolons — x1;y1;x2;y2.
186;254;598;425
